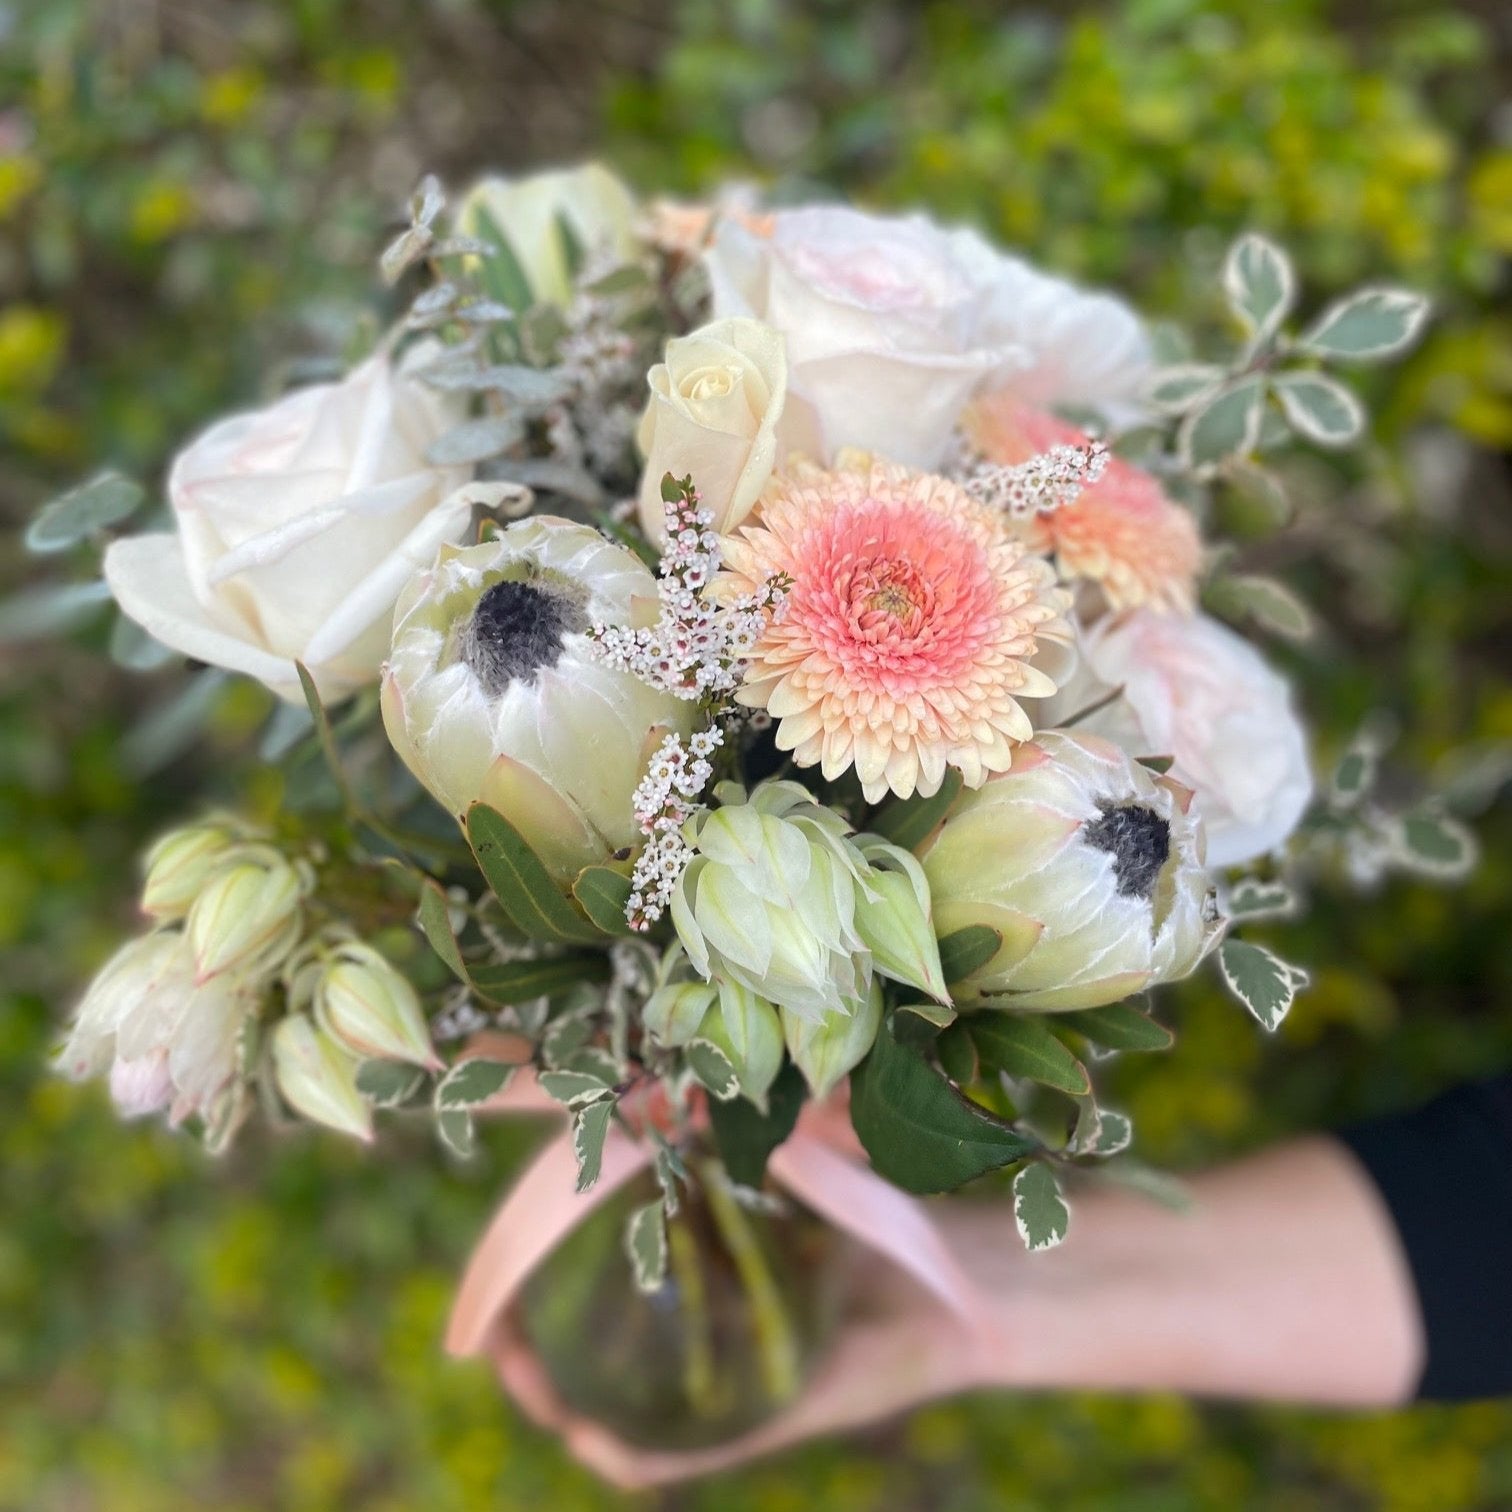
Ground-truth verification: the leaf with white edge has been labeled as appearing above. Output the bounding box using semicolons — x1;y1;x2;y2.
573;1099;616;1193
355;1060;427;1108
26;472;145;553
1389;809;1478;880
1331;745;1377;808
436;1108;475;1158
436;1058;516;1110
1013;1162;1070;1252
1227;878;1297;921
1144;363;1227;414
685;1038;740;1102
1179;376;1267;470
1218;938;1310;1031
561;1045;623;1084
1207;573;1313;640
1071;1099;1132;1157
380;224;433;285
537;1069;614;1109
626;1200;669;1293
1299;287;1431;363
409;173;445;229
426;414;527;467
1223;233;1296;342
1273;372;1365;448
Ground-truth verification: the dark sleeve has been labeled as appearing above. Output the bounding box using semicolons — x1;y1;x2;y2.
1338;1075;1512;1401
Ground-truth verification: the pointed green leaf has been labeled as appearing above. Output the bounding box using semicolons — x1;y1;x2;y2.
936;1021;980;1086
537;1069;615;1109
436;1108;475;1157
969;1015;1091;1096
686;1038;740;1102
469;953;609;1005
1207;573;1313;640
465;803;603;944
416;878;469;981
849;1016;1037;1194
869;768;963;850
938;925;1002;985
708;1060;807;1189
1012;1161;1070;1251
1059;1001;1175;1053
572;865;635;936
471;205;533;311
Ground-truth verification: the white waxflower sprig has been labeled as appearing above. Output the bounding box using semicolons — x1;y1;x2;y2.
588;474;791;703
959;438;1109;519
624;726;723;929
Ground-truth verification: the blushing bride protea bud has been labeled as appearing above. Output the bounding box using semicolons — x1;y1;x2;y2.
271;1014;373;1142
315;941;440;1070
185;846;309;985
56;931;255;1137
140;820;240;920
381;519;694;884
918;731;1223;1011
671;779;947;1025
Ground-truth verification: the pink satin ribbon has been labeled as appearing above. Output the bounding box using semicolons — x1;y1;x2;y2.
447;1068;990;1359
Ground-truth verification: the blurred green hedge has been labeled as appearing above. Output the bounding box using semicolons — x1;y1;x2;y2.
3;1;1510;1507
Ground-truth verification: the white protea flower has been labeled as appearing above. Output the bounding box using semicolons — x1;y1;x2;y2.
381;519;695;884
918;731;1223;1011
56;931;255;1135
670;779;946;1024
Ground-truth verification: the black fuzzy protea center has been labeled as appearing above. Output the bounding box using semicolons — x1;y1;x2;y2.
461;578;587;696
1084;802;1171;901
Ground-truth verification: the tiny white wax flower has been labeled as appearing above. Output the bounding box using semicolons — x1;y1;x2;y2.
272;1014;373;1142
918;731;1223;1011
382;518;695;885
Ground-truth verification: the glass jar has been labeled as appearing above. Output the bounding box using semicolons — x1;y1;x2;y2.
518;1157;846;1451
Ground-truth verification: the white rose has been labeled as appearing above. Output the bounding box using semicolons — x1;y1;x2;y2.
703;205;1148;470
1047;610;1314;868
457;162;638;309
104;353;473;703
635;317;788;543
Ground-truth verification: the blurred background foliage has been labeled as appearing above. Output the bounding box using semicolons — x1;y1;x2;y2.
2;0;1510;1506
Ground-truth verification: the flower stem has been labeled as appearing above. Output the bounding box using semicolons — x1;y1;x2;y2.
696;1159;801;1406
666;1208;717;1416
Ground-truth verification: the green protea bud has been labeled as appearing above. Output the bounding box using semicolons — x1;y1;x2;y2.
271;1014;372;1142
918;731;1223;1011
784;979;884;1099
185;847;308;985
381;520;694;884
315;942;439;1070
140;821;239;920
670;779;945;1044
642;980;719;1048
695;980;784;1111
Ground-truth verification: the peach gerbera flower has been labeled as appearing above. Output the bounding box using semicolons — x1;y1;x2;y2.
965;392;1201;614
720;454;1074;803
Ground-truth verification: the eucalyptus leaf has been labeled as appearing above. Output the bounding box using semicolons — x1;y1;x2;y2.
26;472;145;553
426;414;526;466
0;580;113;642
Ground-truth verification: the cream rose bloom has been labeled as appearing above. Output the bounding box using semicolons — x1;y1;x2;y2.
104;353;474;703
634;317;788;544
1046;611;1314;868
704;205;1148;470
456;162;638;309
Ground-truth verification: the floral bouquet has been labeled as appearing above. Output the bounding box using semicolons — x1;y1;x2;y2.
43;162;1474;1454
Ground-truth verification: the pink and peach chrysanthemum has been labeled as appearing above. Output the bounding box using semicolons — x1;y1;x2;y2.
965;393;1201;614
718;455;1074;804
